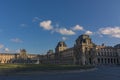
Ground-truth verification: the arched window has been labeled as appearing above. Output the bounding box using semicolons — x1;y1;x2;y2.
98;58;100;63
108;58;110;64
114;58;116;64
89;58;92;64
101;58;103;63
105;58;107;64
111;58;113;64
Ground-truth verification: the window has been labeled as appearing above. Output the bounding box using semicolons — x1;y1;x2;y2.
83;39;86;43
98;58;100;63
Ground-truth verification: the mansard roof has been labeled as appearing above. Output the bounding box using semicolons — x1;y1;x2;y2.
76;34;91;42
114;44;120;48
79;34;90;39
20;49;26;52
56;41;67;47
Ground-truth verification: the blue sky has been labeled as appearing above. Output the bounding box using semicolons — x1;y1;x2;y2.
0;0;120;54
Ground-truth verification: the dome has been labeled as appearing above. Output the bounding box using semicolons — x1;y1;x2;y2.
56;41;67;47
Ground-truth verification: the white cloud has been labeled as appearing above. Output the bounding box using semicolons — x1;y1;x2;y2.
56;28;75;35
85;30;93;35
62;37;68;41
72;25;83;31
4;48;10;52
11;38;23;43
40;20;53;30
0;44;4;49
99;27;120;38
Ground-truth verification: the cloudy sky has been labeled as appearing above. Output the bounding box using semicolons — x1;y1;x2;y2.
0;0;120;54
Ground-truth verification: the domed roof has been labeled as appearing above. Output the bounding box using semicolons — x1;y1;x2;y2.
20;49;26;52
56;41;67;47
78;34;90;39
114;44;120;48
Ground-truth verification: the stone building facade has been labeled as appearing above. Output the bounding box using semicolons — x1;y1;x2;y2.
96;46;120;65
0;49;38;64
43;34;120;65
74;35;96;65
0;53;15;63
0;34;120;65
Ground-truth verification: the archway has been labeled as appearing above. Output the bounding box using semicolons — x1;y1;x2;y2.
105;58;107;64
98;58;100;64
89;58;92;64
101;58;103;64
114;58;116;64
111;58;113;64
108;58;110;64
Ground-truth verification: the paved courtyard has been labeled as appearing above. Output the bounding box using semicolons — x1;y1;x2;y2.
0;66;120;80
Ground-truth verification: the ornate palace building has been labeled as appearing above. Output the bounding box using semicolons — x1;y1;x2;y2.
0;34;120;65
42;34;120;65
0;49;39;64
